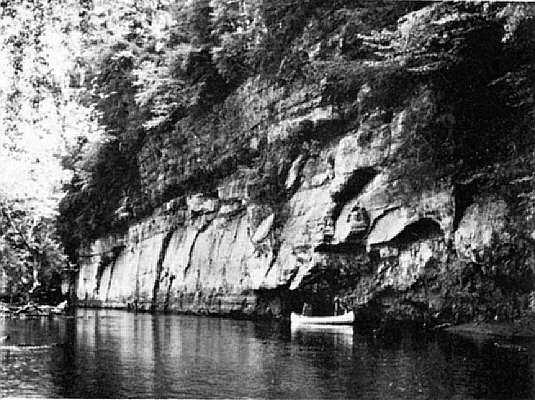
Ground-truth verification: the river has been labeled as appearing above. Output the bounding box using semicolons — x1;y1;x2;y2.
1;309;534;399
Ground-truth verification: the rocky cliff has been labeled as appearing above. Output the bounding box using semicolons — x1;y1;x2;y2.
73;2;535;326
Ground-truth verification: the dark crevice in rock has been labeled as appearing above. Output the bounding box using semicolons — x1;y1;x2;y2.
452;181;480;233
331;167;378;221
104;250;120;302
263;213;288;280
308;118;347;144
95;245;124;297
315;242;367;254
164;274;176;310
263;251;279;279
183;222;210;278
389;218;443;246
152;229;176;310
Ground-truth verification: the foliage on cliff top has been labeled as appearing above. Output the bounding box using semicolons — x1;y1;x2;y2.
56;1;535;256
56;1;427;243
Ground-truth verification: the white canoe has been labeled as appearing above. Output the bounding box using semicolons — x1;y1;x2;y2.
290;311;355;326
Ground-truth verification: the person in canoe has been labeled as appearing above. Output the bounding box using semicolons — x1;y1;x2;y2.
302;302;313;316
334;296;341;316
334;296;348;316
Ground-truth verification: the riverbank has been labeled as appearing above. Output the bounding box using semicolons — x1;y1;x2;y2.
445;315;535;339
0;301;69;318
68;300;535;340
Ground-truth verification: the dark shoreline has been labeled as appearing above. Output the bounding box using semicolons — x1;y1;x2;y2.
7;300;535;341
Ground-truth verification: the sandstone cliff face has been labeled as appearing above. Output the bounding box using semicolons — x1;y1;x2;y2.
75;3;535;324
76;77;519;322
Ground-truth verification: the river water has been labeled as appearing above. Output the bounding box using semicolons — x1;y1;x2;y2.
1;309;534;399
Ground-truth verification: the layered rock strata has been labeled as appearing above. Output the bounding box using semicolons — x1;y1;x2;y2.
76;81;518;322
75;4;534;323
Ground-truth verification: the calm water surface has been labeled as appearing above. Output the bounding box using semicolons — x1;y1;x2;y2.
1;309;535;399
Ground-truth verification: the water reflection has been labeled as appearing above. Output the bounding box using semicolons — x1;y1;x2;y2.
1;310;535;398
0;316;73;398
291;325;354;348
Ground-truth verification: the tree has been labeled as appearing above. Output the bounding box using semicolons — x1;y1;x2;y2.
0;0;98;302
0;200;68;303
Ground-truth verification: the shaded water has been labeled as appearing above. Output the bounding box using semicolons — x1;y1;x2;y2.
1;309;535;399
